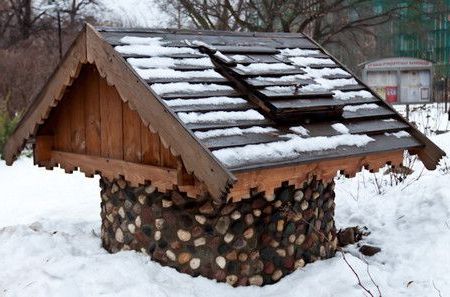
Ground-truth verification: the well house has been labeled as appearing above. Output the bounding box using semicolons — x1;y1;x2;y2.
4;25;444;286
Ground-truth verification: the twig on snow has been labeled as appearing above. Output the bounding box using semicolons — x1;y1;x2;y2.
432;281;443;297
340;250;375;297
401;166;425;191
363;258;382;297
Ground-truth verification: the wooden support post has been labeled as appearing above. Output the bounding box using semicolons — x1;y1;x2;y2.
34;135;54;167
177;159;195;186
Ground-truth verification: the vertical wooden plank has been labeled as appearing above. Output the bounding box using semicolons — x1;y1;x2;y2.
177;158;195;186
122;102;142;163
141;122;161;166
34;135;54;165
84;65;101;156
69;71;86;154
99;79;123;159
160;144;178;168
53;92;71;151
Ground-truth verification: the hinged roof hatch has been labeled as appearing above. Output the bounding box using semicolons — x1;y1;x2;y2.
189;41;345;124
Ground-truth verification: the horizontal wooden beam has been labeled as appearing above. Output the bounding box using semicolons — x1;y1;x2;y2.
50;150;177;191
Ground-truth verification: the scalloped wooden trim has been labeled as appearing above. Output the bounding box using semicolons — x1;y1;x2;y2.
228;150;405;202
50;150;178;192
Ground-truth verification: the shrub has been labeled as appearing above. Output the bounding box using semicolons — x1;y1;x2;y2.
0;94;21;158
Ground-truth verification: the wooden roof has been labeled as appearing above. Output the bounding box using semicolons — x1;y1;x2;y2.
3;24;445;201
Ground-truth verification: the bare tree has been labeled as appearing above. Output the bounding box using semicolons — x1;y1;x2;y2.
156;0;425;68
0;2;14;40
0;0;100;116
53;0;99;26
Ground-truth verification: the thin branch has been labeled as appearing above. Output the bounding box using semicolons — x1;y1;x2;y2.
432;281;443;297
341;251;375;297
363;257;382;297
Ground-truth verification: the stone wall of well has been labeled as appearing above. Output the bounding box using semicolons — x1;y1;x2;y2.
100;176;338;286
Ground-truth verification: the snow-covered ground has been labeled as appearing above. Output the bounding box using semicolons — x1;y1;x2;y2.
0;105;449;296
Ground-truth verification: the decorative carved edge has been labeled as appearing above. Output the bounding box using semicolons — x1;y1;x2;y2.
228;150;405;202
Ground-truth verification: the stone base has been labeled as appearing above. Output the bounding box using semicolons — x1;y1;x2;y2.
100;176;337;286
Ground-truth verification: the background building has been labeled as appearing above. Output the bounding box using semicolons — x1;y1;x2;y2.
374;0;450;79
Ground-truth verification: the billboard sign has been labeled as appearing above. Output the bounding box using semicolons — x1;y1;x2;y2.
362;57;433;104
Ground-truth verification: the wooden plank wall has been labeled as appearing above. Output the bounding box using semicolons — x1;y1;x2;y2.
37;64;179;170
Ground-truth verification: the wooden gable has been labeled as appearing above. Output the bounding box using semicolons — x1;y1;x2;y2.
4;25;235;202
34;63;203;196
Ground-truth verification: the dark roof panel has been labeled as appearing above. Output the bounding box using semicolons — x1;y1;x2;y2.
98;28;439;171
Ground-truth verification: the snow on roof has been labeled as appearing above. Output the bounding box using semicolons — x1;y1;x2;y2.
385;131;411;138
164;97;246;107
115;44;197;56
235;63;296;74
213;134;375;167
265;84;325;94
290;57;336;67
128;57;213;68
177;110;265;124
278;48;322;57
289;126;310;136
314;78;358;89
214;51;234;64
305;67;350;78
151;82;233;95
343;103;380;112
195;126;278;139
136;69;221;79
263;77;358;94
248;68;356;94
120;36;164;45
332;123;350;134
231;55;250;62
247;74;311;85
333;90;373;100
